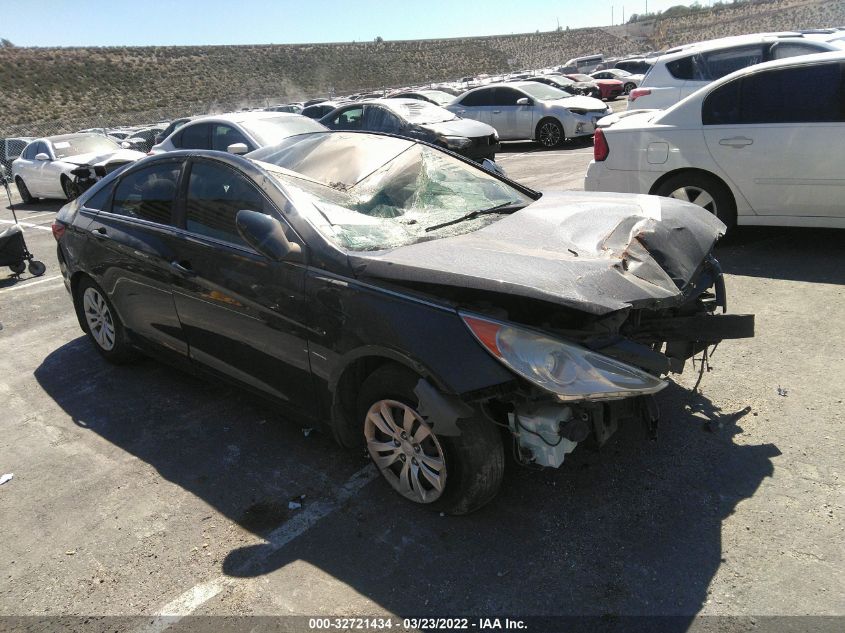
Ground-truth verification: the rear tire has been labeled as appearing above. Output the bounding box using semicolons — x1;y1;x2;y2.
15;177;33;204
624;82;636;95
653;172;737;231
75;277;139;364
357;364;504;514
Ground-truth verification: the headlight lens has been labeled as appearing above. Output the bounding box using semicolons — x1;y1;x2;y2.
441;136;473;149
462;313;666;401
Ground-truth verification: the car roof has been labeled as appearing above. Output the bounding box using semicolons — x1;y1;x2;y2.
190;111;303;125
660;33;820;59
41;133;108;143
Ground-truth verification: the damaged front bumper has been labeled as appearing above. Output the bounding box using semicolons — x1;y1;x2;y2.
464;255;754;469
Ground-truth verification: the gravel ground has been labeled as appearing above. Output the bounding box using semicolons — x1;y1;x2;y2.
0;114;842;632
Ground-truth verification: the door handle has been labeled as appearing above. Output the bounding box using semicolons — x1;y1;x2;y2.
492;110;501;114
90;227;109;239
719;137;753;148
170;260;196;277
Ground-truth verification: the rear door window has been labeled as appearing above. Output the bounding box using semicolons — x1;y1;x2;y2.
460;89;493;107
175;123;211;149
184;160;269;245
329;107;364;129
111;162;182;224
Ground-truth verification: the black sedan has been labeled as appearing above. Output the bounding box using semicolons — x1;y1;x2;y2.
52;131;753;514
319;98;499;162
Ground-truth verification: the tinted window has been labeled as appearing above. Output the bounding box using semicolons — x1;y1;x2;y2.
84;181;116;211
36;142;50;157
111;162;181;224
211;124;250;152
21;143;37;160
460;89;493;107
176;123;210;149
701;46;764;80
702;79;742;125
185;160;269;245
667;55;696;80
740;63;843;124
330;107;364;129
364;106;403;132
491;87;523;106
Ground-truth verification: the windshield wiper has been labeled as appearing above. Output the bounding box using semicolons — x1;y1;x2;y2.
424;201;524;233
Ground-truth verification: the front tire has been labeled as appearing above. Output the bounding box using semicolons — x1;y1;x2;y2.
75;277;139;364
653;172;737;230
536;118;565;148
357;364;504;514
624;82;636;95
15;177;34;204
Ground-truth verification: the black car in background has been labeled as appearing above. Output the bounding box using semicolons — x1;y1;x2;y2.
52;131;752;514
524;74;601;99
319;99;499;161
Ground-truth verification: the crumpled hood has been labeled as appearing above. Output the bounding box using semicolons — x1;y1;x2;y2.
420;118;497;138
65;148;145;167
349;191;726;315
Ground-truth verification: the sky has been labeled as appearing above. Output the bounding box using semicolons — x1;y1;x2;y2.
1;0;696;47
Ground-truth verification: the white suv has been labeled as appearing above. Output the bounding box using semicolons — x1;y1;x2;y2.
628;33;843;111
586;51;845;230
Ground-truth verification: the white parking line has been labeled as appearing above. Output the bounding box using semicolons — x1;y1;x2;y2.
0;218;52;232
19;211;56;221
0;275;63;294
136;464;378;632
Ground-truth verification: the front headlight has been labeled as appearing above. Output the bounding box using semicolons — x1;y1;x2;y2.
441;136;473;149
461;313;666;401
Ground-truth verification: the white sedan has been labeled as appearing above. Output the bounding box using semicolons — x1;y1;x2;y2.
585;51;845;230
446;82;610;147
150;111;326;154
12;134;144;202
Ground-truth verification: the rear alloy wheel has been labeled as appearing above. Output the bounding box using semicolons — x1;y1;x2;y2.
654;172;737;230
357;364;504;514
76;278;138;363
624;82;636;95
537;119;564;148
15;177;34;204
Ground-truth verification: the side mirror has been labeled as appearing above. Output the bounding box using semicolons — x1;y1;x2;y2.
235;209;301;261
516;97;531;106
227;143;249;155
35;153;50;161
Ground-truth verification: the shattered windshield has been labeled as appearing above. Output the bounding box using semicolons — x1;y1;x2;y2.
384;100;458;124
251;133;533;251
51;135;121;159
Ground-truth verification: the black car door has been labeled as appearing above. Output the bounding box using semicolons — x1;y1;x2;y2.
81;158;191;368
167;157;316;416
